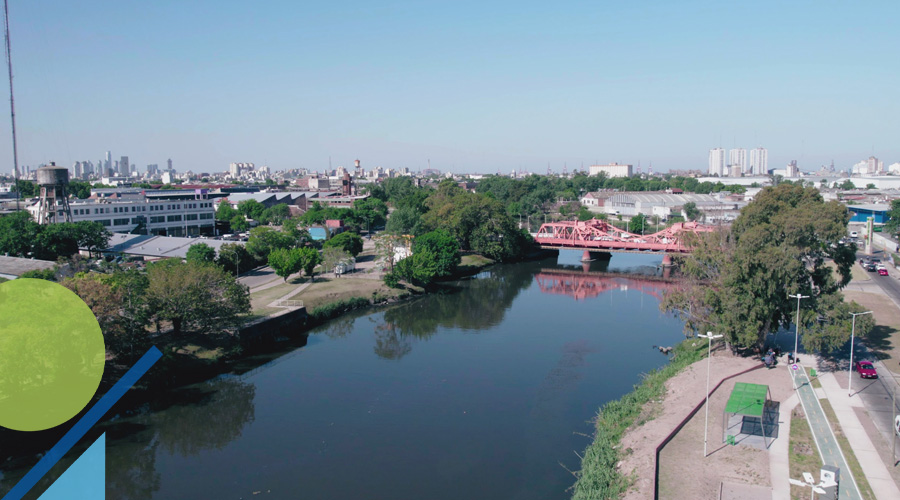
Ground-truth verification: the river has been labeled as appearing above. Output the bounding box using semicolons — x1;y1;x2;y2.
5;252;688;500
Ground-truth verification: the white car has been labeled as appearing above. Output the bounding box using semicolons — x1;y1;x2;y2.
850;231;859;238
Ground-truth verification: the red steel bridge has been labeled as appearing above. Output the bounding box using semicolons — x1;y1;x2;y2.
534;219;716;262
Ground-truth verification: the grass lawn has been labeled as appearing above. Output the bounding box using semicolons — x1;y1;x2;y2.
248;276;309;312
790;405;823;499
819;399;876;500
293;276;418;311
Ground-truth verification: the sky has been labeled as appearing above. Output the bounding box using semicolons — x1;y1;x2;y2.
1;1;898;175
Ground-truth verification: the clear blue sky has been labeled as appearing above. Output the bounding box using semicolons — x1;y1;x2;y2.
1;0;898;174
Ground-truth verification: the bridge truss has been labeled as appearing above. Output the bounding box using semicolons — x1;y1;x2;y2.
534;219;715;253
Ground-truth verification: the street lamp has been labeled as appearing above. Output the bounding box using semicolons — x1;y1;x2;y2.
848;311;873;397
788;293;810;359
698;331;723;457
789;473;826;499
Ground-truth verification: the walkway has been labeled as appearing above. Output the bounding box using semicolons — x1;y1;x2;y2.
818;371;900;499
769;394;797;500
791;364;862;499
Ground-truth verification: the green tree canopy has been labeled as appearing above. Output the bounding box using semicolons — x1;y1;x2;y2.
884;199;900;235
237;199;266;220
245;226;295;264
144;259;250;335
268;247;304;281
229;214;250;233
0;211;41;257
322;231;364;257
628;213;647;234
186;243;217;265
216;243;252;276
260;204;291;225
216;201;238;221
662;184;858;350
385;205;423;235
413;229;460;279
683;202;702;222
298;247;322;281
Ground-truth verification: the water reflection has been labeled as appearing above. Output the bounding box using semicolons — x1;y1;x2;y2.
104;377;256;499
370;264;534;359
533;270;679;302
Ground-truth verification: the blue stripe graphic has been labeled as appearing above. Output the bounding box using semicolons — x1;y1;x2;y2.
3;346;163;500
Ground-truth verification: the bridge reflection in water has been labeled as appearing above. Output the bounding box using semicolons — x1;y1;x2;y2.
533;268;679;302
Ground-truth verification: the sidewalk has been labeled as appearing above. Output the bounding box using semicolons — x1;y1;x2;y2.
770;393;798;500
791;365;862;499
817;371;900;499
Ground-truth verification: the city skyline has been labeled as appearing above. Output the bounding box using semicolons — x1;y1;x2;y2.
1;2;898;174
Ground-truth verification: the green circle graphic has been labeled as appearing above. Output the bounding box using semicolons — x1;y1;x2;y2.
0;278;105;431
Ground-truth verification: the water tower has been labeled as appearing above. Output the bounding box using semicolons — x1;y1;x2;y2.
36;162;73;224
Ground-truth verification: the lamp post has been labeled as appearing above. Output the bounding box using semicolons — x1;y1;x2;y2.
788;293;810;358
698;331;723;457
848;311;873;397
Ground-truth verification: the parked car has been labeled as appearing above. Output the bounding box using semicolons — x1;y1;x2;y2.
878;268;889;276
855;360;878;379
850;230;859;238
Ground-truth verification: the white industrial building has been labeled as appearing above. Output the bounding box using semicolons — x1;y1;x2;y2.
603;192;742;222
588;163;633;178
28;192;216;237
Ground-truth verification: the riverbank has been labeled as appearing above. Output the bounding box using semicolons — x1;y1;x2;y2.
570;338;706;499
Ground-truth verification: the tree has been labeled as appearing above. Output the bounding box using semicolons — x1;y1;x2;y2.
0;211;40;257
237;199;266;221
145;259;250;335
683;202;702;222
229;214;250;233
216;200;238;221
322;231;364;257
884;199;900;235
74;221;112;258
661;184;856;350
866;183;876;190
413;229;460;278
628;213;647;233
217;243;252;276
839;179;856;190
268;247;304;281
260;204;291;225
385;205;422;235
186;243;217;264
245;226;295;264
298;247;322;281
63;271;150;360
10;179;37;197
34;223;81;260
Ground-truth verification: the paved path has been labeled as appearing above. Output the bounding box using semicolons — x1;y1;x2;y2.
818;371;900;499
791;365;862;499
770;394;798;500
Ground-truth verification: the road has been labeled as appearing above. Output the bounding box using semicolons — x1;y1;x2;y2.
850;250;900;453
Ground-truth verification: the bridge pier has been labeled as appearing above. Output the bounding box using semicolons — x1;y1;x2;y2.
581;250;611;262
661;254;673;267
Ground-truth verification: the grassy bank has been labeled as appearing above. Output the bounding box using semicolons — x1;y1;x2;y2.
571;339;706;499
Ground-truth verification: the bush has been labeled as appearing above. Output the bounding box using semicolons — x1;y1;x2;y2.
309;297;370;322
383;273;401;288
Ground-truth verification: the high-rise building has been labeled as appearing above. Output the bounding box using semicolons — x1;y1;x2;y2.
104;151;111;174
167;158;173;172
866;156;884;175
786;160;799;177
728;148;747;174
749;147;768;175
120;156;129;176
708;148;725;176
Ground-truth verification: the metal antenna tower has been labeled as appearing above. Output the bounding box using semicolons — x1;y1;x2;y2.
4;0;20;211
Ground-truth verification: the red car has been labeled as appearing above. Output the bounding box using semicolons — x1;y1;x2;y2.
878;268;889;276
855;360;878;379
